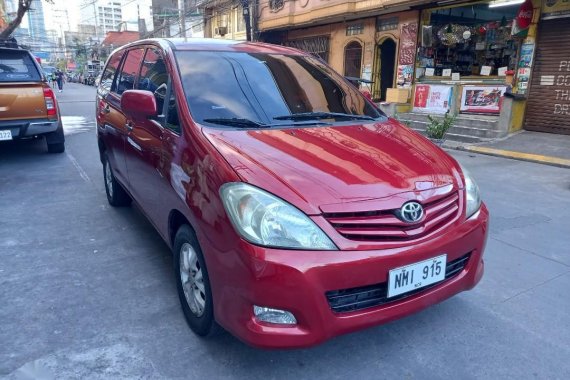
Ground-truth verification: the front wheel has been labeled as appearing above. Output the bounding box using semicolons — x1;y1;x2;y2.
174;225;219;336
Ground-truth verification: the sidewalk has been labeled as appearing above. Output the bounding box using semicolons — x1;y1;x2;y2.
446;131;570;169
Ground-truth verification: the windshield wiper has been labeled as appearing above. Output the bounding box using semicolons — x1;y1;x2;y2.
273;112;376;121
202;118;271;129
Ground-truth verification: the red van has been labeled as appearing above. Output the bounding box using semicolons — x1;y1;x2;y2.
96;39;488;348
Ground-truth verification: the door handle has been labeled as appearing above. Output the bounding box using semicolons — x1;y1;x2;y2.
125;122;133;132
102;104;110;114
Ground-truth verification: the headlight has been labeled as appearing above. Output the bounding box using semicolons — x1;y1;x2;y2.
220;183;337;250
460;164;481;219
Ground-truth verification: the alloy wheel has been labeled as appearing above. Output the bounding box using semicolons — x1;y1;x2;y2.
179;242;206;317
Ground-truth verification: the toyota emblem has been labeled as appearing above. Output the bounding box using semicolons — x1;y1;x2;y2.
398;201;424;223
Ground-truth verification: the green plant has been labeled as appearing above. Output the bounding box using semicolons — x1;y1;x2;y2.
426;113;455;140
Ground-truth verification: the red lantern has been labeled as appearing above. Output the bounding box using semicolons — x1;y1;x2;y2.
516;0;534;29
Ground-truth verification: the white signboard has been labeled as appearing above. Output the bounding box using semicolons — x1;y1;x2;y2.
413;84;453;114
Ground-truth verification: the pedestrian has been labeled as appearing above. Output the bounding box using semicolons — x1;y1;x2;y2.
55;69;64;92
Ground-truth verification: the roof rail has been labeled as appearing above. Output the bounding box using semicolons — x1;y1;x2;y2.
0;38;21;49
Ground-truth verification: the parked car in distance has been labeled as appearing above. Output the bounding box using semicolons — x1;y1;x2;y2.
0;46;65;153
96;38;488;349
42;65;56;80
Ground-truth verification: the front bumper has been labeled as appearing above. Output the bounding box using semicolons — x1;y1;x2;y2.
0;118;60;138
211;204;489;349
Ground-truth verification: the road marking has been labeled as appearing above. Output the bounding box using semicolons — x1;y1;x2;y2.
465;146;570;168
66;152;91;183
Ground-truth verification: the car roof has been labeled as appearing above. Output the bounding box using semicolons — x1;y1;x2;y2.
0;46;30;53
119;38;304;56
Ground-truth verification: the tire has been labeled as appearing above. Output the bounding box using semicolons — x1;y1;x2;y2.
174;225;219;337
47;142;65;153
45;123;65;154
103;153;131;207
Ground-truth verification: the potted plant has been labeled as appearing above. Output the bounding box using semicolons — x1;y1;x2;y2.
426;113;455;146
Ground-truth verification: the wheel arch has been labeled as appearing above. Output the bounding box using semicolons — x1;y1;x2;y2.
168;209;195;249
97;136;106;164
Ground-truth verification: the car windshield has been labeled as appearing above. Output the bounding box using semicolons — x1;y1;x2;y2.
175;51;385;127
0;50;41;82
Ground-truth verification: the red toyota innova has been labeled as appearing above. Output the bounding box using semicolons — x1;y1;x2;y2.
96;39;488;349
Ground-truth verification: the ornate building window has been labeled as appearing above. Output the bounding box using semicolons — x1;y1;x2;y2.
346;23;364;36
376;17;399;32
285;36;330;62
344;41;363;78
269;0;284;12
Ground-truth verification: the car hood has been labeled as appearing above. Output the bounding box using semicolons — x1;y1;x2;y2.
203;119;461;215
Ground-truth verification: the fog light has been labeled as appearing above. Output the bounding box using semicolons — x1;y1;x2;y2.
253;305;297;325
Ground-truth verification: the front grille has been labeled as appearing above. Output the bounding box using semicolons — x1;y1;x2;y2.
323;191;460;242
325;253;471;313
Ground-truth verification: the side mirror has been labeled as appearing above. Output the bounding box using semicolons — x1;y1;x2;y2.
121;90;158;120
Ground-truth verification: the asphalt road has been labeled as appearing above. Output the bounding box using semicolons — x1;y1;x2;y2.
1;83;569;379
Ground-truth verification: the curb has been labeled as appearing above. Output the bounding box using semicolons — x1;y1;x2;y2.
457;146;570;169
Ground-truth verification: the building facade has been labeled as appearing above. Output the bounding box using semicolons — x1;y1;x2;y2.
258;0;427;101
27;0;46;43
258;0;570;138
80;0;123;40
202;0;248;41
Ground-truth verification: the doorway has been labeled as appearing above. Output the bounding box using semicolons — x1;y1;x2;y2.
373;38;396;101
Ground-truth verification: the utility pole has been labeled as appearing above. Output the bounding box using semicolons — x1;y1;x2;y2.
242;0;251;41
92;0;99;42
252;0;259;41
178;0;186;40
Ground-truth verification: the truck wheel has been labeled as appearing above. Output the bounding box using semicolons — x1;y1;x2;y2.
46;124;65;154
103;153;131;207
47;142;65;153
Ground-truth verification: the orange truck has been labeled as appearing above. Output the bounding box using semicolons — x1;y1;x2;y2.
0;45;65;153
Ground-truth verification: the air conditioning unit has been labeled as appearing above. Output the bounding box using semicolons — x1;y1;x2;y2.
215;26;228;36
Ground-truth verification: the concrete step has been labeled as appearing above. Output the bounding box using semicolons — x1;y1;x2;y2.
405;121;504;138
445;133;493;144
397;112;499;130
396;111;503;144
410;127;493;144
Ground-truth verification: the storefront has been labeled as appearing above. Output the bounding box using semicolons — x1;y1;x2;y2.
412;0;534;115
524;1;570;135
267;10;420;102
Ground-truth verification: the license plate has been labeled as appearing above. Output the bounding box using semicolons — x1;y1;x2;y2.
388;255;447;298
0;130;12;141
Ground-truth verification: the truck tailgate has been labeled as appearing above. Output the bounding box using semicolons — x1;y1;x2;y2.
0;82;47;121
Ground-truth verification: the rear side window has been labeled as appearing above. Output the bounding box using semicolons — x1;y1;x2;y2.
99;52;123;95
0;50;41;82
137;48;168;116
115;48;144;96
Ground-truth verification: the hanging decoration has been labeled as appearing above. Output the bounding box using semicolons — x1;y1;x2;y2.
512;0;534;37
516;0;534;29
437;24;472;46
